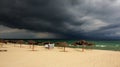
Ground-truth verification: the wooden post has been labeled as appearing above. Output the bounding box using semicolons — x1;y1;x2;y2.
63;46;66;52
20;44;22;48
28;40;36;51
13;40;16;47
0;43;3;48
61;42;68;52
82;45;85;52
0;40;3;48
80;40;86;52
32;44;34;51
14;43;15;47
17;40;24;48
29;44;32;48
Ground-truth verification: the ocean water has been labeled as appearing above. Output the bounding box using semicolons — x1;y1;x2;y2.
87;40;120;51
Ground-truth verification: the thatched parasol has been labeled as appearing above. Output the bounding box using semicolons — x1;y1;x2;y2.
86;42;95;50
17;40;24;48
59;42;68;52
72;40;95;52
13;40;17;47
0;40;3;47
28;40;36;51
0;40;8;47
80;40;87;52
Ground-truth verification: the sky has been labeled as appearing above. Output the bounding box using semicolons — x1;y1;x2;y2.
0;0;120;40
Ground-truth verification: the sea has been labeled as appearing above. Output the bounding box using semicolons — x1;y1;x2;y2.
5;39;120;51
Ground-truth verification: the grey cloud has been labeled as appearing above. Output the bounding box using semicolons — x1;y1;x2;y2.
0;0;120;39
0;25;63;39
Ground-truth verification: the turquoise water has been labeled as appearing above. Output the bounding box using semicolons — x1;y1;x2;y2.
87;40;120;51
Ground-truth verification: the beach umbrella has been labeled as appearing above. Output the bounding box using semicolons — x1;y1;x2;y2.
55;42;61;47
17;40;24;48
4;40;8;44
13;40;17;47
80;40;87;52
72;41;82;47
28;40;36;51
72;40;95;52
0;40;3;47
0;40;8;47
72;42;78;46
86;42;95;50
0;40;8;51
86;42;94;46
60;42;68;52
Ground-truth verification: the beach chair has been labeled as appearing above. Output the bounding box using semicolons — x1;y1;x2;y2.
45;44;49;49
50;43;55;49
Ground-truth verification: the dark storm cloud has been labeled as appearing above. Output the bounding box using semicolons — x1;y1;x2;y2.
0;0;120;39
0;0;81;38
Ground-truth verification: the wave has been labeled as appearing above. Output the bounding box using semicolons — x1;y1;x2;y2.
96;45;106;47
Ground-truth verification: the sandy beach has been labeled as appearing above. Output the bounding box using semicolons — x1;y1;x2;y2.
0;43;120;67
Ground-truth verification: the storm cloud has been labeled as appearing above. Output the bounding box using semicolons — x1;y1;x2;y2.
0;0;120;39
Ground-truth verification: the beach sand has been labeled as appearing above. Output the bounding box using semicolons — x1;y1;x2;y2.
0;43;120;67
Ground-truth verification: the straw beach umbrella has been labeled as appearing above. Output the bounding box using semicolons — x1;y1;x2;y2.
72;41;82;46
3;40;8;44
0;40;3;47
13;40;17;47
0;40;8;52
86;42;95;50
28;40;36;51
80;40;95;51
72;40;87;52
60;42;68;52
79;40;87;52
17;40;24;48
72;40;95;52
0;40;8;47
